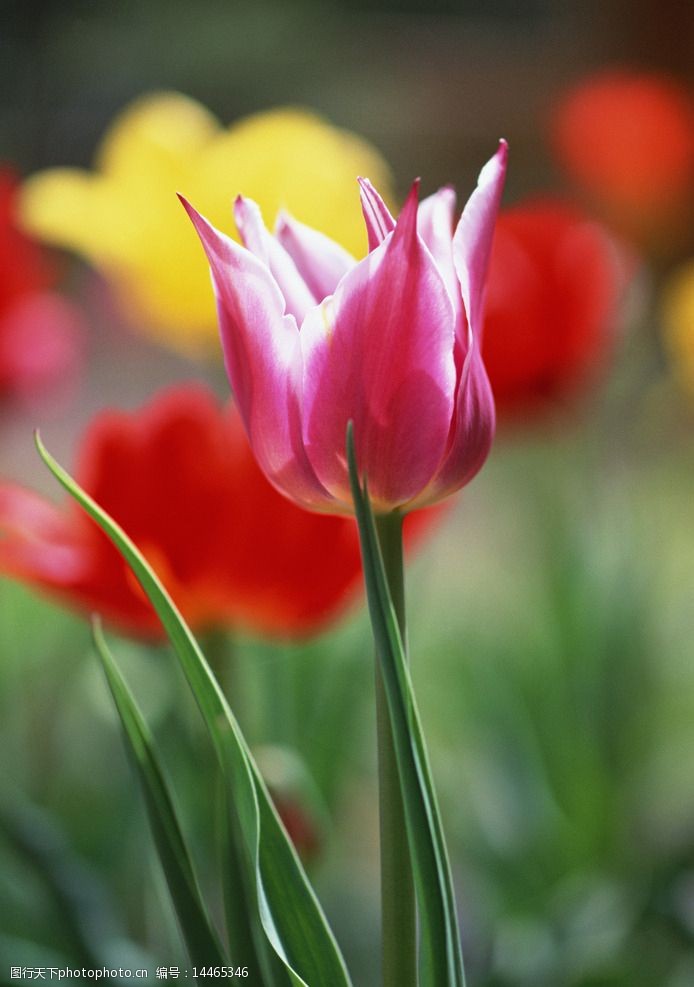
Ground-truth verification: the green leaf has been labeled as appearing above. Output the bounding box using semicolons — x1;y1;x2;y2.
217;785;289;986
346;423;466;987
93;618;225;970
36;433;352;987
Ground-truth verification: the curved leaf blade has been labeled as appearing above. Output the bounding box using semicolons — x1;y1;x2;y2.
36;433;352;987
217;788;289;986
94;619;225;970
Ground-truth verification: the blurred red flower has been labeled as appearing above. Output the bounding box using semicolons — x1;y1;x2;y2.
0;385;432;639
0;168;83;403
482;199;628;415
550;70;694;244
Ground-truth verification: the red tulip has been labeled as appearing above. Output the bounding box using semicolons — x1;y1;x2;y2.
482;199;627;415
0;167;83;403
550;70;694;243
0;384;431;639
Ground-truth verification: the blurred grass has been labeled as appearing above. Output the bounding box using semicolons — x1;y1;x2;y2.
404;419;694;985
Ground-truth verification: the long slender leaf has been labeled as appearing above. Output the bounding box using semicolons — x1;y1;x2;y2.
94;618;226;970
217;784;289;986
36;433;352;987
204;634;286;983
346;422;466;987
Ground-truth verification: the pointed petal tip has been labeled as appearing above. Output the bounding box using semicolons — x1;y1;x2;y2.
177;195;234;269
176;191;192;213
394;177;421;235
274;207;290;233
358;176;396;249
177;193;211;233
496;138;509;166
233;194;264;220
360;175;421;201
357;175;395;198
234;192;263;216
233;196;269;250
476;139;509;193
178;194;220;249
492;138;509;168
397;179;418;210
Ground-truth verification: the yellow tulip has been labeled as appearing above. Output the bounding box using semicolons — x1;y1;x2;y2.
662;259;694;396
19;92;393;355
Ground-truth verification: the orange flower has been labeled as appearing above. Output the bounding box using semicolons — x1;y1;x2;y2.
550;70;694;245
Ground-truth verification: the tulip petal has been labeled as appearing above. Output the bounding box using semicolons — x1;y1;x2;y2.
233;196;316;322
417;186;460;323
275;211;355;300
453;139;508;341
410;342;495;508
408;147;506;508
179;197;332;510
358;177;396;251
300;182;457;510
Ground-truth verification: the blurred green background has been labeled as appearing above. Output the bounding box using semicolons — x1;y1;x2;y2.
1;1;694;985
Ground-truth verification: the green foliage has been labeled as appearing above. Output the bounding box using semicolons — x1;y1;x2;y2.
36;433;352;987
94;620;226;968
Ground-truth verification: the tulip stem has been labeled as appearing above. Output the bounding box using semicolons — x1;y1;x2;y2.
374;511;417;987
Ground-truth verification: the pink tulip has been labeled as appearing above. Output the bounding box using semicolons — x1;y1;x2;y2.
181;142;507;515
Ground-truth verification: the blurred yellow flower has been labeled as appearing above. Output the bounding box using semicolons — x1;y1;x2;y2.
19;93;393;355
662;260;694;395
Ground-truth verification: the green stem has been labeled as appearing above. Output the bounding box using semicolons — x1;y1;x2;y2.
374;512;417;987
